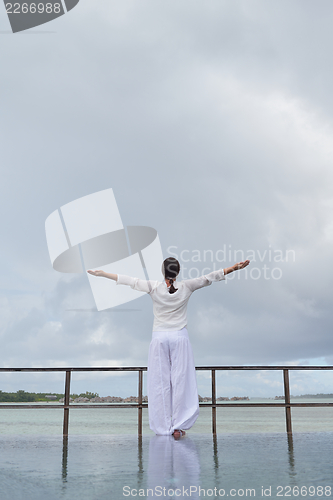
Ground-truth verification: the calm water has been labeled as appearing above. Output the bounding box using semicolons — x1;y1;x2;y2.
0;433;332;499
1;400;332;499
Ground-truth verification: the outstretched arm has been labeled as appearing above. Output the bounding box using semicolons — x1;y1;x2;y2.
87;270;117;281
185;260;250;293
223;260;250;275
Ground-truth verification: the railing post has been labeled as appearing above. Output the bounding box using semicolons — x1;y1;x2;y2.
138;370;143;437
63;370;71;436
211;369;216;435
283;369;292;433
62;435;68;482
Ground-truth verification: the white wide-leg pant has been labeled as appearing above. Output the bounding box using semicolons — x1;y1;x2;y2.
147;327;199;435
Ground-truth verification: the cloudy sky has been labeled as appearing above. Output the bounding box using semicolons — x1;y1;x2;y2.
1;0;333;398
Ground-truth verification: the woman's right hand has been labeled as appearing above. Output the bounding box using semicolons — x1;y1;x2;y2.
87;270;105;277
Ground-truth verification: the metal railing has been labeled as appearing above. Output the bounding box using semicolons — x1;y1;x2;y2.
1;366;333;435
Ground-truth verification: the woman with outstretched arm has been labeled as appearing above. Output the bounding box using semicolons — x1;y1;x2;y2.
88;257;250;439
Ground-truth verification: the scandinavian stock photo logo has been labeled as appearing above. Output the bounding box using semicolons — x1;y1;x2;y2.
3;0;80;33
45;188;293;313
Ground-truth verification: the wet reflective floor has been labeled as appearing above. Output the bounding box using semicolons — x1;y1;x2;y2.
0;433;332;499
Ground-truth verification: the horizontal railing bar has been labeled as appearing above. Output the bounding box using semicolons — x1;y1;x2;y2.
1;366;333;372
1;402;333;409
195;366;333;371
0;404;149;409
199;402;333;408
0;367;148;372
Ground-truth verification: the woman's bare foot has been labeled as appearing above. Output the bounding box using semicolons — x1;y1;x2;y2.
173;430;186;440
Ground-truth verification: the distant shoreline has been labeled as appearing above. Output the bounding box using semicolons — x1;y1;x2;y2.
275;393;333;400
2;390;333;403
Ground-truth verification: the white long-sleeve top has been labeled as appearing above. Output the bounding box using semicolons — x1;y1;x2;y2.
116;269;226;331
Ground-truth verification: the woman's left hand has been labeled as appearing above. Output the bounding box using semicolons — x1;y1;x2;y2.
233;260;250;271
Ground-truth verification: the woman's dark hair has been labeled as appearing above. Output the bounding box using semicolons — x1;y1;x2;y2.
163;257;180;294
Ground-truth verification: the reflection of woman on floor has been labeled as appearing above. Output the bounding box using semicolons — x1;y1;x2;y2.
147;435;201;499
88;257;250;439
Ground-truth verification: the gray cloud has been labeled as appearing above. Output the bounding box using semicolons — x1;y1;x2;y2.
1;0;333;396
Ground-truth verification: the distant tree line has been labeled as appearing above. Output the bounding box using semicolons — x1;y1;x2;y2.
0;390;99;402
275;393;333;400
293;393;333;398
